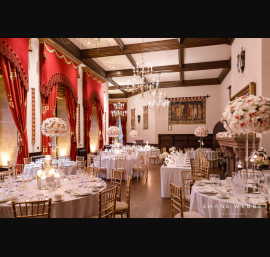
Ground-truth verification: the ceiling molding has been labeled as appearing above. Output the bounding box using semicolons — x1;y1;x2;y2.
105;60;231;78
109;94;127;99
80;38;230;59
82;66;106;83
39;38;81;66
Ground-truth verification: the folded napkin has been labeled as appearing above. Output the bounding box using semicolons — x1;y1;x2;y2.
198;188;218;194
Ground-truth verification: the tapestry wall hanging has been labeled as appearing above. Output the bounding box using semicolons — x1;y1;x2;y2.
131;109;135;130
168;96;206;124
143;106;148;130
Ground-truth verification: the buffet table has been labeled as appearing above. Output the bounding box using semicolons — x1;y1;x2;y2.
0;175;106;218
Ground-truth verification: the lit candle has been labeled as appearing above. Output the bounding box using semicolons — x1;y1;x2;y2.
49;168;55;177
55;172;60;187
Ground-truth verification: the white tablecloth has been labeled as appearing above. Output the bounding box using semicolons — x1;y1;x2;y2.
23;162;77;178
0;176;106;218
190;183;266;218
160;164;192;198
101;156;137;180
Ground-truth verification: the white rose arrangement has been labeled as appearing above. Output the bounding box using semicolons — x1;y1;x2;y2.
195;126;209;137
41;118;67;137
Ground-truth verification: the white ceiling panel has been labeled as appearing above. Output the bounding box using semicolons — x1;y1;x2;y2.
69;38;117;50
185;45;231;64
113;76;144;86
185;69;223;80
92;55;134;71
145;72;180;82
109;89;124;95
131;50;179;67
121;38;176;45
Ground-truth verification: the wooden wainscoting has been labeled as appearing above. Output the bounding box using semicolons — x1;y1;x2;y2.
158;134;213;152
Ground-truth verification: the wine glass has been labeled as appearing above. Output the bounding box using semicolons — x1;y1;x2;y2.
209;174;216;187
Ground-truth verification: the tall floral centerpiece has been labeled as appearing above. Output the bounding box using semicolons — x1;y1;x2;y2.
107;126;121;145
129;130;139;145
41;117;68;158
221;95;270;172
194;126;209;148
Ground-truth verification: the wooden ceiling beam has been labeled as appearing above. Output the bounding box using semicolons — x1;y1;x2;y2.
113;38;125;51
80;38;230;59
218;58;231;84
106;60;231;78
109;94;127;99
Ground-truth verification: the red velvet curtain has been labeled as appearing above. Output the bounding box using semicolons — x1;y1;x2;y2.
41;85;58;155
84;100;93;154
65;87;78;161
96;100;104;150
0;55;29;164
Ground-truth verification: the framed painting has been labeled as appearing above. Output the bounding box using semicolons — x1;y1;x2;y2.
143;106;148;130
168;98;206;125
131;109;135;130
230;82;256;101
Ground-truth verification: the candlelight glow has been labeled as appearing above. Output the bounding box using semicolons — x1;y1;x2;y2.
49;169;55;177
59;149;67;157
90;143;98;153
1;152;9;166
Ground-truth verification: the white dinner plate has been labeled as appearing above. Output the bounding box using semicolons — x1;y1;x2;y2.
72;190;92;197
198;188;218;194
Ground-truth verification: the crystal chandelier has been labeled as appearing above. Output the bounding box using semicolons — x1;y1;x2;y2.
147;73;170;111
133;38;152;78
111;102;127;118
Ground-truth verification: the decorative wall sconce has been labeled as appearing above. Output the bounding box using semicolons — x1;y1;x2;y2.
237;47;245;73
138;115;141;123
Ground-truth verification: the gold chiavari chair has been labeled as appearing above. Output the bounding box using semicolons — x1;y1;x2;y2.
76;160;84;170
115;175;131;218
111;169;124;201
161;147;166;153
132;154;147;181
266;201;270;218
12;164;24;178
93;155;107;179
184;148;191;153
98;186;117;218
115;156;127;178
23;157;32;165
12;199;52;218
7;161;14;173
51;163;58;168
76;156;85;162
149;149;159;165
239;170;256;179
169;181;204;218
181;170;195;209
0;170;9;182
84;165;98;178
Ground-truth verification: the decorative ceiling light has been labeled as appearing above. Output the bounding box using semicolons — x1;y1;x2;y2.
111;102;127;119
133;38;152;79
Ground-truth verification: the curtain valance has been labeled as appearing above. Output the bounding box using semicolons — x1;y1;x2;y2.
83;71;104;112
39;42;78;103
0;38;29;91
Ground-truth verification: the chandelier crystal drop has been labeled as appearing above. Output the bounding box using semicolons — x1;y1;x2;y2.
111;102;127;118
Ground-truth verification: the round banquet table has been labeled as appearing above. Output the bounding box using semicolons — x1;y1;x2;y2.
100;155;137;180
0;176;106;218
189;182;267;218
23;162;77;178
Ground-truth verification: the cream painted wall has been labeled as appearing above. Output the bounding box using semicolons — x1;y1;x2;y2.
219;71;231;118
261;38;270;154
127;95;156;144
231;38;262;97
27;38;42;153
126;85;221;145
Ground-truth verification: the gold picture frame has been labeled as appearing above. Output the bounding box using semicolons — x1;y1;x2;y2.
230;82;256;101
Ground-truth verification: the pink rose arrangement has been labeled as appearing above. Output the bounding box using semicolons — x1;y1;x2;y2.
195;126;209;137
221;95;270;134
216;131;238;139
41;118;67;137
107;126;121;137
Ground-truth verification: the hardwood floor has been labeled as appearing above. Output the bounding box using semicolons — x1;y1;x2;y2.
106;164;222;218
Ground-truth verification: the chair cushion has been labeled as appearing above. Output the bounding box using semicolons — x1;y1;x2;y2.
174;213;182;218
115;201;128;212
185;194;191;202
183;211;205;218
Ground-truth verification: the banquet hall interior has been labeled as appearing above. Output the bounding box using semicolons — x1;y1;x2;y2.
0;37;270;218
